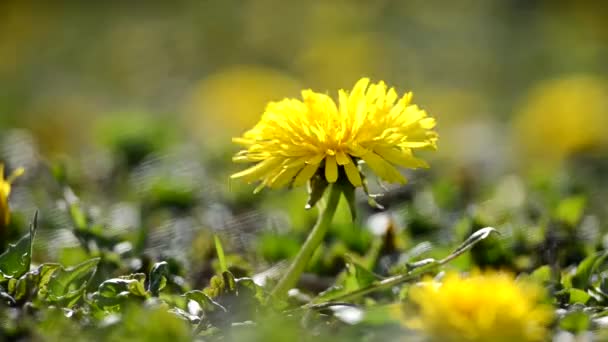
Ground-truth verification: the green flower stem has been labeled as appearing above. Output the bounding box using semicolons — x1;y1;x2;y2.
271;183;342;300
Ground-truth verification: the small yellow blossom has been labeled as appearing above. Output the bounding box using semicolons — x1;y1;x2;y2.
231;78;438;191
405;272;553;342
0;164;24;226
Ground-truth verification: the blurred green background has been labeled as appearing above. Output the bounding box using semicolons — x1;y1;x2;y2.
2;0;607;160
1;0;608;286
0;0;608;264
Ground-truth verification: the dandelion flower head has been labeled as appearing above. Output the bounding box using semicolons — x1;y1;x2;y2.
405;271;553;342
513;75;608;163
0;164;24;226
231;78;438;192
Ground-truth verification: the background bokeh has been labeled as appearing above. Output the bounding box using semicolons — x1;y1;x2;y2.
2;0;608;256
2;1;607;159
2;1;608;340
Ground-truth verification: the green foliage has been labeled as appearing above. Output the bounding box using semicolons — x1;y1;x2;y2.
571;252;608;290
3;120;608;340
213;235;227;274
555;195;587;226
41;258;100;307
0;213;37;280
560;310;591;333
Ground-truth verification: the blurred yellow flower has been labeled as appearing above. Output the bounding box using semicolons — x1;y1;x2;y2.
405;272;553;342
231;78;438;191
185;66;301;143
0;164;24;226
513;75;608;163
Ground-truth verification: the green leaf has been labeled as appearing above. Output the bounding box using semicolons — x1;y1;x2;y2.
345;257;379;289
92;273;148;310
315;257;380;303
12;275;28;301
560;310;590;333
184;290;227;313
148;261;169;297
7;264;59;303
204;271;236;299
0;212;38;280
568;288;590;305
184;290;230;331
313;228;498;303
69;202;88;231
571;252;608;290
2;263;60;303
41;258;100;306
214;235;227;273
168;307;201;324
555;195;586;226
235;277;265;304
341;182;357;221
99;277;147;298
305;173;329;210
440;227;499;264
526;265;554;284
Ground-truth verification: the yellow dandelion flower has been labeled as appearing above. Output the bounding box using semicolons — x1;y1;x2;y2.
231;77;438;193
405;272;554;342
513;75;608;164
0;164;25;227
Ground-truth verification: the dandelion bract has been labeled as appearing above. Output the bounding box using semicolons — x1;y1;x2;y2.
231;78;438;192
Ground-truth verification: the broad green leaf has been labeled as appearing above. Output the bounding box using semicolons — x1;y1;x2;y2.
148;261;169;296
571;252;608;290
6;263;61;304
568;288;590;305
184;289;229;331
60;284;88;308
42;258;100;305
92;273;148;310
38;263;62;290
560;310;590;333
555;195;586;226
184;290;227;313
526;265;554;284
98;277;147;298
0;212;37;280
235;277;265;304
